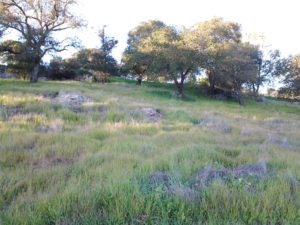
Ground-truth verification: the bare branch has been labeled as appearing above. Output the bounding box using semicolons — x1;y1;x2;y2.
0;0;83;82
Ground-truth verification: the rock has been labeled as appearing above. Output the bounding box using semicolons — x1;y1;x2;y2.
199;117;232;133
193;162;269;189
266;134;290;148
193;166;230;188
148;162;270;202
233;161;268;179
149;171;172;188
140;107;162;123
53;90;93;109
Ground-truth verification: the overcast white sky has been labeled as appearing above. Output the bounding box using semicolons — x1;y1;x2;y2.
66;0;300;61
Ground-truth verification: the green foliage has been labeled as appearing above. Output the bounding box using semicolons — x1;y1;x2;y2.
122;20;201;95
0;0;83;82
215;42;260;105
279;55;300;98
121;20;167;82
0;40;33;79
189;17;242;93
47;28;119;81
92;71;110;83
46;57;77;80
106;111;126;122
59;110;80;122
1;49;300;225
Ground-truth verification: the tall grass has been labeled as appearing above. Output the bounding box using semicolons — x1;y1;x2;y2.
0;78;300;224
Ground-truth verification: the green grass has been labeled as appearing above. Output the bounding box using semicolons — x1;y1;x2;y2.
0;78;300;224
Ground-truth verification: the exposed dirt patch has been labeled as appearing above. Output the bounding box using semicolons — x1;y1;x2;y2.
140;107;162;123
199;117;232;133
31;155;80;169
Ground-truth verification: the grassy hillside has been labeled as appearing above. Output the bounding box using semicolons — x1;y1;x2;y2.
0;78;300;225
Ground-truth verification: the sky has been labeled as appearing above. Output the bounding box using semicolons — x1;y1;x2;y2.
65;0;300;62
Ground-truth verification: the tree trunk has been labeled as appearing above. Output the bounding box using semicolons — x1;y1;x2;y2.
30;63;39;83
252;83;260;94
252;83;256;93
136;75;142;85
255;84;260;94
174;79;184;98
236;91;245;106
207;70;215;95
177;82;184;97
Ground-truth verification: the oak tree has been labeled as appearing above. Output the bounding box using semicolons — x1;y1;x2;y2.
0;0;83;82
217;42;259;105
279;55;300;98
121;20;166;85
189;18;242;94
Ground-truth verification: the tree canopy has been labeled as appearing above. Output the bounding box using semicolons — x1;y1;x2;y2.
0;0;83;82
0;9;298;102
46;27;118;82
188;17;242;94
279;55;300;98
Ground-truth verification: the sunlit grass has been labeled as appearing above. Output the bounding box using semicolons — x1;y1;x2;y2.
0;78;300;224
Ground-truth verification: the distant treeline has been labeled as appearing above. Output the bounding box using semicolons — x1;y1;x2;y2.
0;0;299;102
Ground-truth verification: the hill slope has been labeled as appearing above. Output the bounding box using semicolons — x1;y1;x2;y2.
0;79;300;224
